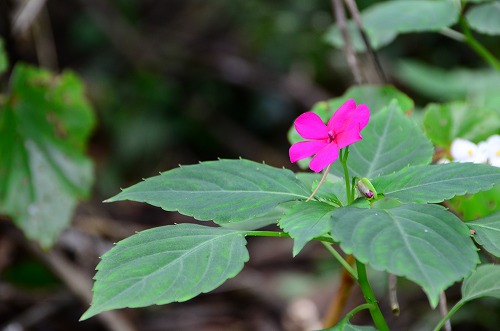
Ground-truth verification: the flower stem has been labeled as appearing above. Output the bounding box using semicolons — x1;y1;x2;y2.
356;260;390;331
340;147;353;205
322;242;357;280
344;303;373;321
459;17;500;72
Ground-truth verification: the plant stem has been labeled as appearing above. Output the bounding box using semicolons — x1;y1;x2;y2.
245;231;335;244
459;17;500;72
322;242;357;280
340;147;353;205
345;303;373;320
433;300;466;331
306;164;332;202
356;260;390;331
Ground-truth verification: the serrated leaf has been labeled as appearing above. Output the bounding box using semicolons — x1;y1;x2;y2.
423;101;500;147
107;159;310;223
81;224;248;320
467;211;500;257
325;0;459;52
0;64;95;248
331;100;433;179
330;204;479;308
466;2;500;35
372;163;500;204
220;203;294;231
279;201;335;256
461;264;500;302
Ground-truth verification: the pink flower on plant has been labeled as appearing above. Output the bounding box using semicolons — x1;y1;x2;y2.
289;99;370;172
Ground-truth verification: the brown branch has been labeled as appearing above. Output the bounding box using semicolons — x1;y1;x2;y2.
343;0;387;83
28;243;138;331
331;0;363;84
322;254;356;327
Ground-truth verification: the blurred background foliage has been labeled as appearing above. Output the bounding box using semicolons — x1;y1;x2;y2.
0;0;500;330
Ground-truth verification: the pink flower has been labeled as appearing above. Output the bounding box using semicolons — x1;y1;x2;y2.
289;99;370;172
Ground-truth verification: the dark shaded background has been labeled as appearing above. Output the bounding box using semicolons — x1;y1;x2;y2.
1;0;499;330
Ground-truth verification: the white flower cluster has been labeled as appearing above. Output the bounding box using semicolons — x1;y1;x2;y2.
449;135;500;167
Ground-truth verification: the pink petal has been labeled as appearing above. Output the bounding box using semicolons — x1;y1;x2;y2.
335;127;363;149
327;99;357;131
309;142;340;172
294;112;329;140
328;100;370;133
289;141;328;163
331;103;370;149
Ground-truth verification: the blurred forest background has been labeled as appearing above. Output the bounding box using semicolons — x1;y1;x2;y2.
1;0;499;330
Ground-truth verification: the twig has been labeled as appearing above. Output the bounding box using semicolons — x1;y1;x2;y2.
322;254;356;327
331;0;363;84
388;274;400;316
343;0;387;83
31;5;58;70
439;291;452;331
28;244;138;331
12;0;47;35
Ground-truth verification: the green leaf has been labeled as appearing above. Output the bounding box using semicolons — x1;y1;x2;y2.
372;163;500;204
461;264;500;303
0;38;7;75
466;2;500;35
467;211;500;257
0;64;95;248
395;60;500;102
325;0;459;52
423;101;500;147
279;201;335;256
331;100;434;179
450;185;500;221
330;204;479;308
81;224;248;320
220;203;293;230
106;159;310;223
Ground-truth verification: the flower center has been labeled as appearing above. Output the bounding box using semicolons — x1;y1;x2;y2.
327;130;337;143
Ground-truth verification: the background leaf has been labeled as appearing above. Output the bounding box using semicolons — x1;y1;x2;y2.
81;224;248;320
395;60;500;102
0;38;7;75
325;0;459;52
278;201;335;256
0;64;95;247
461;264;500;303
450;186;500;220
467;211;500;257
423;102;500;147
466;2;500;35
330;204;479;308
372;163;500;204
106;159;310;223
331;100;434;179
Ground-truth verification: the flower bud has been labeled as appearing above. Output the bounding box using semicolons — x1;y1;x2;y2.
357;178;377;200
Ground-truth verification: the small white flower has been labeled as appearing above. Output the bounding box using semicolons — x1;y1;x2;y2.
450;138;488;164
484;135;500;167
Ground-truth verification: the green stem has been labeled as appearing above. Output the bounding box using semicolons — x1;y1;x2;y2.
460;17;500;72
432;300;466;331
344;303;373;321
356;260;390;331
245;230;335;243
321;242;358;280
340;147;353;205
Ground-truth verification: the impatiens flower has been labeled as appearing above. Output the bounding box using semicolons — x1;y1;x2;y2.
289;99;370;172
450;138;488;164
